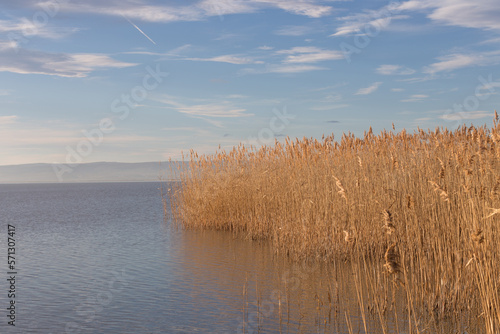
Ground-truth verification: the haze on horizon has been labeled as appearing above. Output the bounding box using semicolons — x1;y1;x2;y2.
0;161;180;183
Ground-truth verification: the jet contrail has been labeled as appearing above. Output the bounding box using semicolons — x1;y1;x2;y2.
121;14;156;45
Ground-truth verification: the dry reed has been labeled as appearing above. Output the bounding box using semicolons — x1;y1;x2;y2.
168;117;500;333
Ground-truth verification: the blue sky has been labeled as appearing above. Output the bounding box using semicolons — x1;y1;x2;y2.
1;0;500;165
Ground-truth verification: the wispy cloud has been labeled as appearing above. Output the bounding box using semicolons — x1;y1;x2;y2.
187;54;264;65
439;110;494;121
197;0;256;17
57;0;333;23
333;0;500;40
331;11;408;37
177;103;250;117
0;48;137;77
401;94;428;102
156;95;252;118
355;82;382;95
417;0;500;31
123;44;192;57
254;0;333;18
424;51;500;74
0;18;79;39
424;54;476;73
276;46;343;63
269;64;327;73
376;64;415;75
479;37;500;45
239;64;327;75
257;45;274;50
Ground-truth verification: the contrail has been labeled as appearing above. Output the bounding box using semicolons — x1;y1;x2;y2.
121;14;156;45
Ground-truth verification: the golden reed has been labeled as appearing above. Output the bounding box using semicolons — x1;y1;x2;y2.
169;114;500;333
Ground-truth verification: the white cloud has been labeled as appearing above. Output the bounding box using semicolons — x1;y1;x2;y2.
285;52;343;63
401;94;428;102
0;50;137;77
257;45;274;50
269;65;327;73
424;51;500;73
392;88;404;92
439;110;494;121
331;10;408;37
276;46;344;63
200;0;333;18
383;0;500;33
254;0;333;18
398;75;435;83
333;0;500;39
355;82;382;95
376;64;415;75
60;3;203;23
197;0;256;16
239;64;327;75
425;0;500;31
56;0;333;22
0;18;79;39
187;54;264;65
424;54;475;73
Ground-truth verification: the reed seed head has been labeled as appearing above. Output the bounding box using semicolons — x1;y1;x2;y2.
384;243;400;275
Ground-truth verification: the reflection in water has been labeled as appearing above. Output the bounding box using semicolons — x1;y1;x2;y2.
0;182;481;333
171;226;482;334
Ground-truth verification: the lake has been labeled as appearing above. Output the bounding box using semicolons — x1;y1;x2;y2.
0;182;478;333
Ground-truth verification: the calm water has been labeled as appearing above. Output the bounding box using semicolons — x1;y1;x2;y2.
0;182;320;333
0;182;479;333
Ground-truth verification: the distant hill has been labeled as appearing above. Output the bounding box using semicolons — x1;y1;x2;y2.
0;161;185;184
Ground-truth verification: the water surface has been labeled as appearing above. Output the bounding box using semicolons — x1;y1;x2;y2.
0;182;480;333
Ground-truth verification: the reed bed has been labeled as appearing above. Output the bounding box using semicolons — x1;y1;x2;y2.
168;115;500;333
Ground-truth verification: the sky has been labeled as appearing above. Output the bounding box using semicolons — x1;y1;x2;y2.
1;0;500;166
